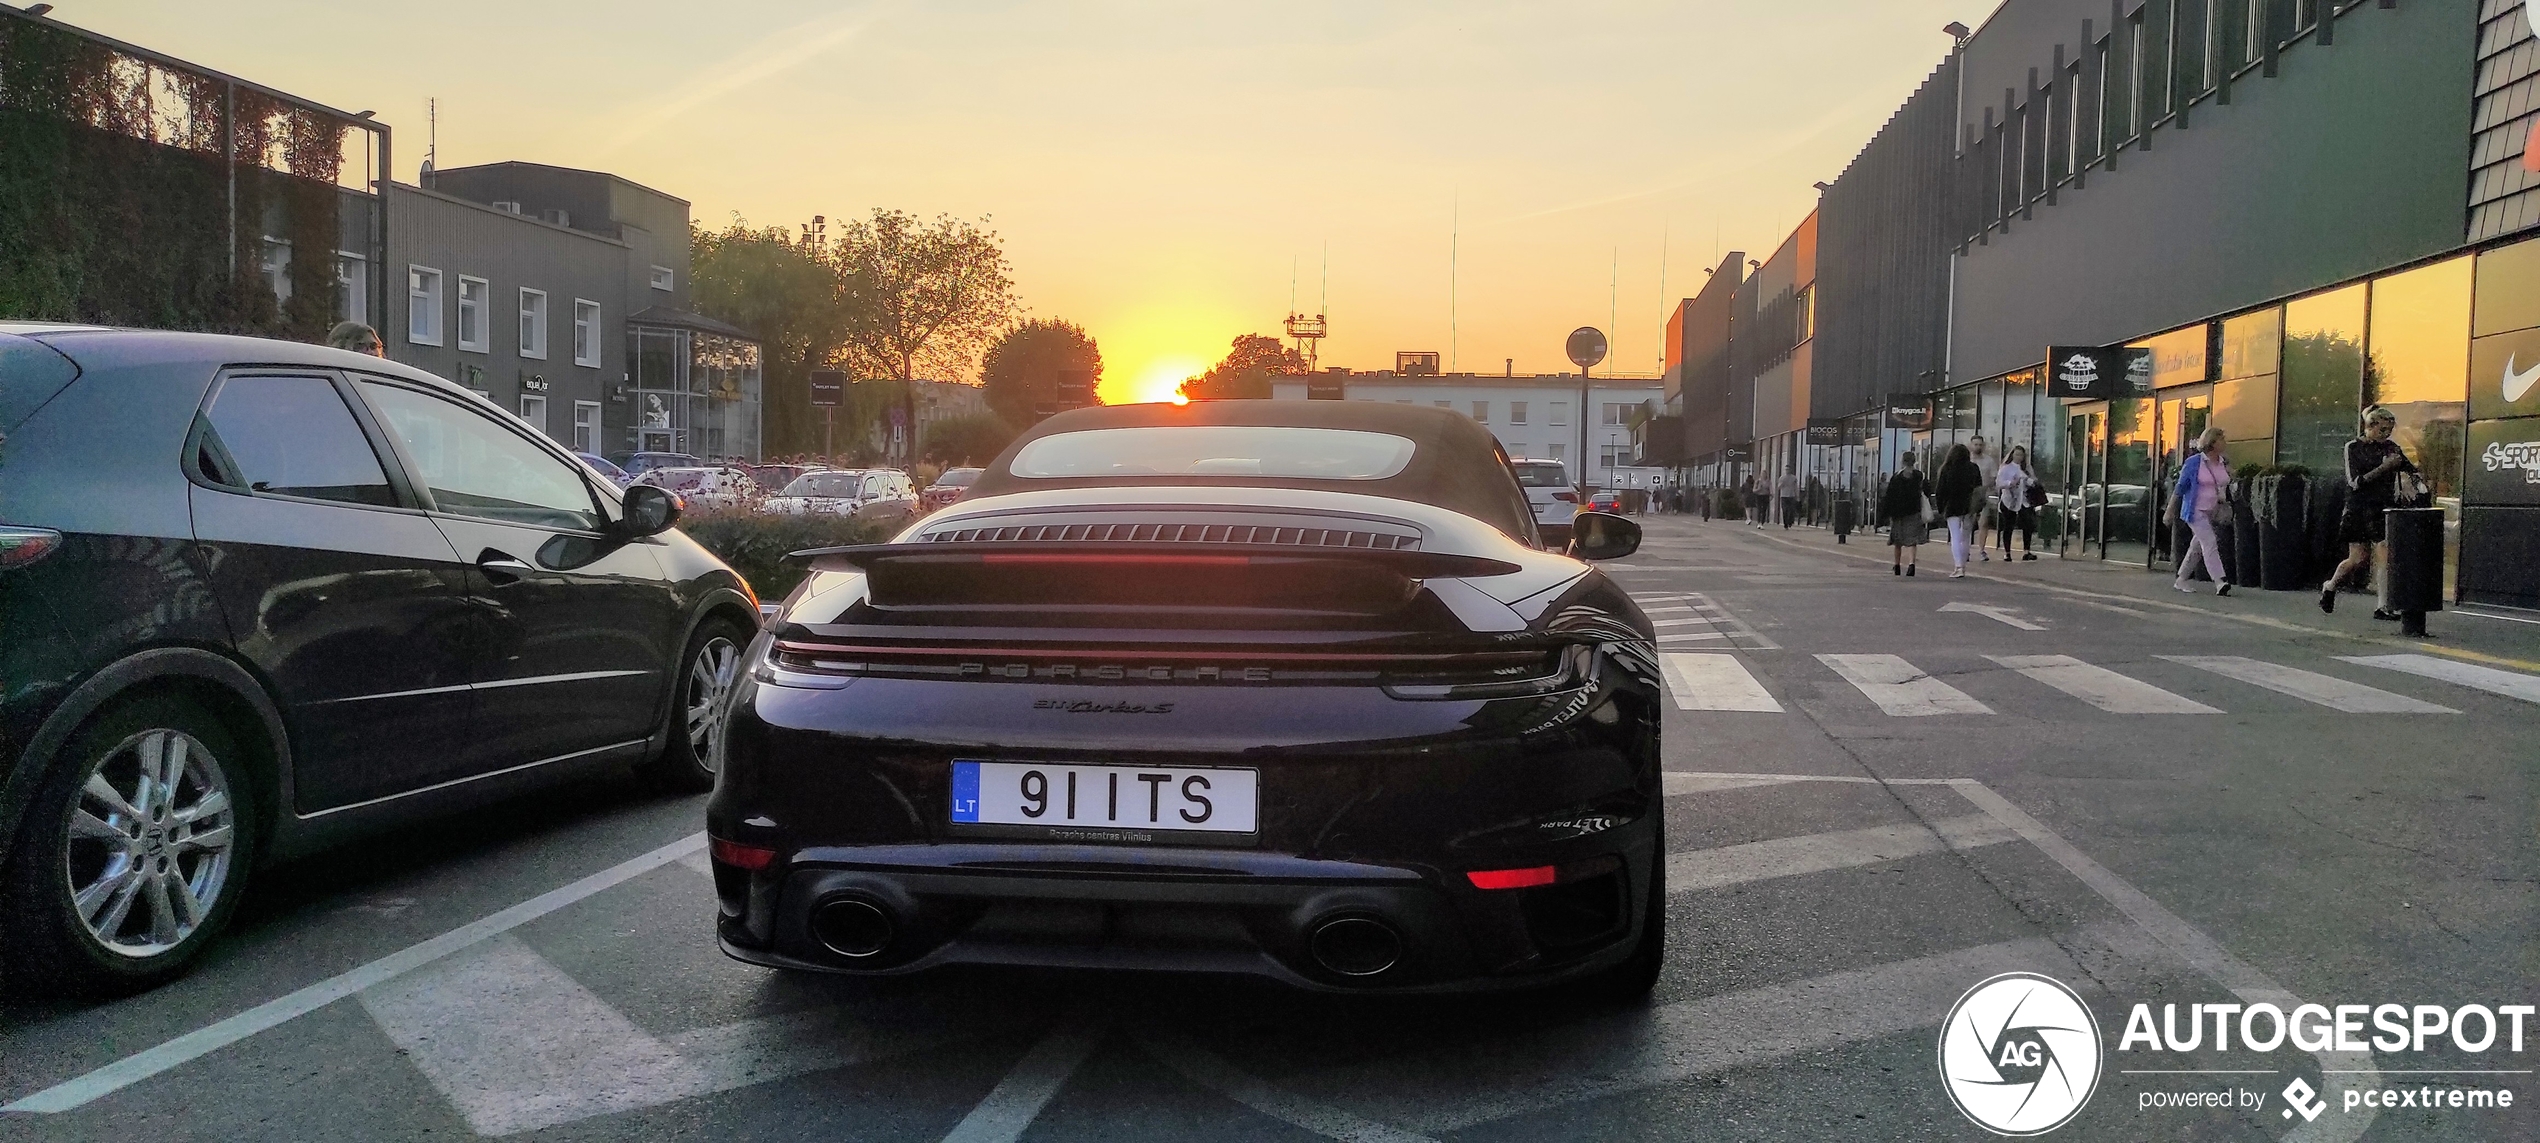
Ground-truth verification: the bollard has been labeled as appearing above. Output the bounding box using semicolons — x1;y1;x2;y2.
2382;507;2445;637
1831;498;1855;544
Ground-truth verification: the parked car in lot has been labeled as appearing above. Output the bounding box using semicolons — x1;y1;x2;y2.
920;466;982;513
0;325;759;994
758;469;918;529
743;464;822;495
576;451;635;487
636;466;762;512
715;401;1662;996
1586;490;1622;513
611;450;705;479
1511;458;1577;548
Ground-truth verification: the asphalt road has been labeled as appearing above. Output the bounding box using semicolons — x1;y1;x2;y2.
2;514;2532;1142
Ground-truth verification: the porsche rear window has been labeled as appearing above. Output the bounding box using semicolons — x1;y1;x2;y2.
1008;426;1416;480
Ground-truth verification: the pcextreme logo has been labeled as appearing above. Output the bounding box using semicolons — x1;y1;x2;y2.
1939;973;2104;1136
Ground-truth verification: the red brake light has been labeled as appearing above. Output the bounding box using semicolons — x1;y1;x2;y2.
0;527;63;570
1465;865;1558;890
977;554;1251;568
709;837;779;871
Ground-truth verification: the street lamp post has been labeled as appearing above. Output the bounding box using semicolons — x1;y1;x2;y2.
1564;327;1608;500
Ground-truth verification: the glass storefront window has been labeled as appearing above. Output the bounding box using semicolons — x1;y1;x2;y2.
2220;308;2282;381
2472;236;2540;338
2141;324;2210;389
2279;284;2368;473
2368;256;2471;500
2211;375;2275;468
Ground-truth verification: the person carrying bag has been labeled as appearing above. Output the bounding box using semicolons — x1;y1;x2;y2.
1881;454;1931;577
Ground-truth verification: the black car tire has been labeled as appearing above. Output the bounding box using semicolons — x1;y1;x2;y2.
1576;836;1665;1004
1;693;257;997
650;615;750;792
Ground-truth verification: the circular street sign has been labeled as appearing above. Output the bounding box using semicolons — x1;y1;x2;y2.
1566;327;1609;369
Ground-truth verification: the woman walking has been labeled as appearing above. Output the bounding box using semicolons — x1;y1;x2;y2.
1933;443;1983;578
1995;445;2040;560
1879;453;1931;576
2171;428;2233;596
2320;407;2419;617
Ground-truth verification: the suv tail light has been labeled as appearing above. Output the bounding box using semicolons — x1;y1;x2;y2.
0;526;63;570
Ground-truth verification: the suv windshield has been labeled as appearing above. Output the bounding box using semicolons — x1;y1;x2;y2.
781;472;864;497
1513;463;1569;488
1010;426;1415;480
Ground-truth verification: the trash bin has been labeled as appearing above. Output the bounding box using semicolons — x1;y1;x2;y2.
2383;507;2445;637
1831;497;1855;543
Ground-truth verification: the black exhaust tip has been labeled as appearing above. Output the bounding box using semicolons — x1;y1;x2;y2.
1307;916;1401;978
811;896;896;959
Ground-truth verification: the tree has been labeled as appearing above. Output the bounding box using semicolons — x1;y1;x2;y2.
923;411;1023;466
980;319;1103;424
690;218;848;456
1179;333;1300;401
832;210;1023;463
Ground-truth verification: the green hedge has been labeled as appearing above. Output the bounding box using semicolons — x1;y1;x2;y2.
677;511;887;599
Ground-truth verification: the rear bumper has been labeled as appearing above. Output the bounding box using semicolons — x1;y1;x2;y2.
712;838;1657;993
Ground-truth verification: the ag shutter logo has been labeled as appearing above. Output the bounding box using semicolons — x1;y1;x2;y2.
1940;972;2104;1135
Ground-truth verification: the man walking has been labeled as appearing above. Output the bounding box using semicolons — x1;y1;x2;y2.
1776;469;1802;530
1966;436;2002;561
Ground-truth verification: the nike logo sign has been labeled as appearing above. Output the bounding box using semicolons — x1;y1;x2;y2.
2508;354;2540;403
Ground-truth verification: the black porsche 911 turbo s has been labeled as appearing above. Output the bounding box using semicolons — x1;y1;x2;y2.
707;400;1665;995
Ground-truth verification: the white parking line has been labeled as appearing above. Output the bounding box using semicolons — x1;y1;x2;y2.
1657;653;1781;712
1816;654;1992;716
940;1022;1104;1143
1987;654;2220;714
3;832;707;1115
2340;653;2540;706
1667;815;2018;894
361;935;715;1136
1137;1033;1439;1143
2161;656;2455;714
1298;938;2075;1133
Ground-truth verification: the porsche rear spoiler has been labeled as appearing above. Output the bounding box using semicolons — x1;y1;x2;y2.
785;542;1522;579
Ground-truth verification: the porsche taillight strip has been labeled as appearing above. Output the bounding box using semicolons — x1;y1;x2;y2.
921;521;1420;550
765;639;1566;688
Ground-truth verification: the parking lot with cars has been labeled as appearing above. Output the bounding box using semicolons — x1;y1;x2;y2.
6;491;2529;1139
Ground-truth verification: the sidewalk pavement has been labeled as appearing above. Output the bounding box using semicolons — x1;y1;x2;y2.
1635;513;2540;673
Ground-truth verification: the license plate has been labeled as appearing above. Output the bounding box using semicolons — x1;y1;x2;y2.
949;761;1258;834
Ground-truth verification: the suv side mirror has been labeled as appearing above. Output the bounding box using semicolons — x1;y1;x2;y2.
620;484;681;537
1567;511;1641;561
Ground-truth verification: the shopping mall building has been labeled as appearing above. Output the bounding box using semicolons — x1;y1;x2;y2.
1661;0;2540;610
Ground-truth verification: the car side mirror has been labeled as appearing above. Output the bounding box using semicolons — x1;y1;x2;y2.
1566;511;1641;561
620;484;681;537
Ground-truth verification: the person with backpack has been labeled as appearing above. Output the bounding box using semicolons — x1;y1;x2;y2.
1880;453;1931;577
2171;428;2233;596
1933;443;1983;579
1994;444;2041;561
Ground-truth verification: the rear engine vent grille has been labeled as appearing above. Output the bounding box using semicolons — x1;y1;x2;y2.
920;520;1419;550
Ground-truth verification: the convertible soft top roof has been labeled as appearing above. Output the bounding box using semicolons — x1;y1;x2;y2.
966;400;1537;539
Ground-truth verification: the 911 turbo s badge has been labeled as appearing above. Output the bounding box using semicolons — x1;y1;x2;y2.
1033;698;1178;714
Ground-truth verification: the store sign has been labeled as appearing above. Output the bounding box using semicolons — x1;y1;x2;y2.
1307;375;1347;400
2469;327;2540;421
2467;418;2540;507
1844;421;1875;445
521;374;549;393
2046;346;2154;399
809;369;845;407
1885;394;1933;431
1805;418;1842;445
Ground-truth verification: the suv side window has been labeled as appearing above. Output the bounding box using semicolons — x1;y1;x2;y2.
200;374;395;507
355;380;603;531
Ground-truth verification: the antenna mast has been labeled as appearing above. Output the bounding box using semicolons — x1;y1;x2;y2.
1285;244;1327;375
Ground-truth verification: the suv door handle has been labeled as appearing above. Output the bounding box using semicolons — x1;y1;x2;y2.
477;549;536;584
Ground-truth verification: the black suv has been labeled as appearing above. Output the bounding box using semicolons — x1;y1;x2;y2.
0;325;758;993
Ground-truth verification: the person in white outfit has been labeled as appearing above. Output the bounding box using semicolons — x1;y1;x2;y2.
2171;428;2232;596
1994;445;2039;560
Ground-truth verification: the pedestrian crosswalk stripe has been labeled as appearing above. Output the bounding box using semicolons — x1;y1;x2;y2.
2161;656;2456;714
2340;654;2540;707
1667;814;2018;894
1987;654;2220;714
1657;631;1731;643
1650;617;1714;628
1817;654;1991;716
1658;653;1781;712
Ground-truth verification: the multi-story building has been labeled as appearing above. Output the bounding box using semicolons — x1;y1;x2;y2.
387;162;763;462
1271;368;1664;491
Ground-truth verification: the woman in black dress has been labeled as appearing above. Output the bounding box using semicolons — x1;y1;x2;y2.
1933;443;1984;579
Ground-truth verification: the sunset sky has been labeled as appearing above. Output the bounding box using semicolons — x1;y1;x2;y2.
67;1;1970;404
